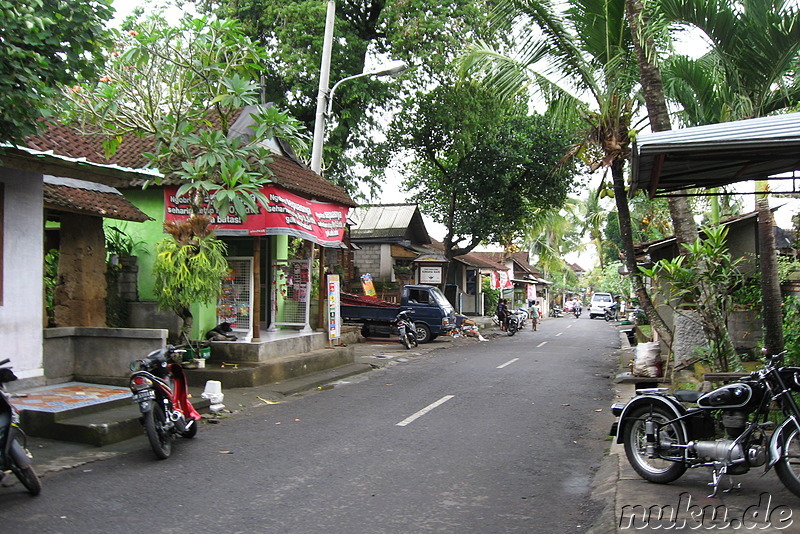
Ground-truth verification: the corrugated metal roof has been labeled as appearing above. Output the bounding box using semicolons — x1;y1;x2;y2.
631;113;800;198
350;204;430;243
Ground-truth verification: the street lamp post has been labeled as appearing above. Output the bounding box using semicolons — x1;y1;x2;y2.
309;1;406;174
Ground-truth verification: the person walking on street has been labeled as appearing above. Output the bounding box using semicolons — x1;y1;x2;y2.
530;301;539;331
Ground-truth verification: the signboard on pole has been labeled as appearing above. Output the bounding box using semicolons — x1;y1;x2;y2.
419;266;442;284
327;274;341;340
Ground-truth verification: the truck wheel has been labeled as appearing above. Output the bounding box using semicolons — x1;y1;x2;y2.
414;323;432;344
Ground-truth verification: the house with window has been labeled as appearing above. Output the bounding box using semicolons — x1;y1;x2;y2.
25;107;358;343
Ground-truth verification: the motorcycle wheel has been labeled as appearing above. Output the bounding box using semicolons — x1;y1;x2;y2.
401;331;411;349
144;406;172;459
507;320;518;336
8;441;41;496
622;405;687;483
775;427;800;497
410;332;418;348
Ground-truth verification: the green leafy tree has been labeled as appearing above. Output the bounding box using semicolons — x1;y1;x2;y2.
370;81;576;260
206;0;498;198
0;0;113;145
524;199;582;285
62;15;307;219
460;0;674;345
641;226;745;371
61;14;308;333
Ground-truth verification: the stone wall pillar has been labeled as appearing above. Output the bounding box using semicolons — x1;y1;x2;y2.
54;213;107;326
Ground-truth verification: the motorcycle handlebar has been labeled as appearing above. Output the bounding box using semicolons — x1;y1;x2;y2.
0;358;10;367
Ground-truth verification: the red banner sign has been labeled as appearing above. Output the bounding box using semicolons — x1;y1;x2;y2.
164;185;349;247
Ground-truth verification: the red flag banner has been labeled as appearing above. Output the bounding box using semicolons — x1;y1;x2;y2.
164;185;349;247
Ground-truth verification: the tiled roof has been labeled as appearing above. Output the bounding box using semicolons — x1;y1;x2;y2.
43;177;152;222
26;110;356;207
425;239;508;270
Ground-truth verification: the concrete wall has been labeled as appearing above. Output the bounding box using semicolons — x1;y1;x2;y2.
0;168;44;383
353;244;383;281
43;327;167;386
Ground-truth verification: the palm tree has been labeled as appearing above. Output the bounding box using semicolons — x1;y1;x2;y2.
460;0;674;345
655;0;800;354
523;200;582;278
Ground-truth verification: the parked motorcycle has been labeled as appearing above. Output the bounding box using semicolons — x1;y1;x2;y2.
549;306;564;318
395;309;418;349
506;312;520;336
129;346;201;459
514;307;529;329
611;350;800;497
0;358;41;495
604;303;619;322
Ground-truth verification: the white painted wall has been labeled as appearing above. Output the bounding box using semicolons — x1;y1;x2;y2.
0;168;44;381
379;243;393;279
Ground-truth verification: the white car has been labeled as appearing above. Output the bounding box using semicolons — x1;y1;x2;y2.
588;292;614;319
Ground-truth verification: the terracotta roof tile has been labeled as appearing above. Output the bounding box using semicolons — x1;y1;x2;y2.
43;178;152;222
26;113;356;207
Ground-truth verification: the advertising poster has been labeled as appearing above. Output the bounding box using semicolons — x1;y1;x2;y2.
361;273;377;297
327;274;341;340
164;185;348;247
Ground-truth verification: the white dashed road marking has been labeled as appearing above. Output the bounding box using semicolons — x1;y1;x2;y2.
396;395;455;427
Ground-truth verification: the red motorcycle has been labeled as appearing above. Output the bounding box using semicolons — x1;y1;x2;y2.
129;346;201;459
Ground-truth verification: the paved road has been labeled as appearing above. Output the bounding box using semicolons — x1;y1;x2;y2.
0;316;620;534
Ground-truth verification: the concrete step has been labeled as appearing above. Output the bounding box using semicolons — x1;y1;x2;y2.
184;345;356;389
22;395;211;447
19;346;359;447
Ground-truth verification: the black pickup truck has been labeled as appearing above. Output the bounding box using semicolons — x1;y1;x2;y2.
341;285;456;343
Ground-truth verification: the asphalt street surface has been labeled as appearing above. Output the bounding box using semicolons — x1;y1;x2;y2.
0;315;620;534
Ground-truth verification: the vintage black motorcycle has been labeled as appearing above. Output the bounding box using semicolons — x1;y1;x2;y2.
394;309;418;350
611;350;800;497
0;358;41;495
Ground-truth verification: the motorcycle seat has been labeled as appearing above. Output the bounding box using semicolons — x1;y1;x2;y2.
673;390;703;403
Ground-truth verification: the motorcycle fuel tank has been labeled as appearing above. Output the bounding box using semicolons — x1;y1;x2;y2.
697;383;754;409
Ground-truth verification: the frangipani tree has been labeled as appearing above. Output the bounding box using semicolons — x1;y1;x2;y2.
61;13;308;334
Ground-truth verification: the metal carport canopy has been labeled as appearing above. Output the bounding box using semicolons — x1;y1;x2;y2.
630;113;800;198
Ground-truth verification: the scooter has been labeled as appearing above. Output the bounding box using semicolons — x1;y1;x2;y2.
0;358;41;495
549;306;564;318
514;306;530;330
129;346;201;459
573;305;582;318
395;309;418;349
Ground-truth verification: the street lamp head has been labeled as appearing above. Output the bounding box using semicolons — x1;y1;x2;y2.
364;60;408;78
